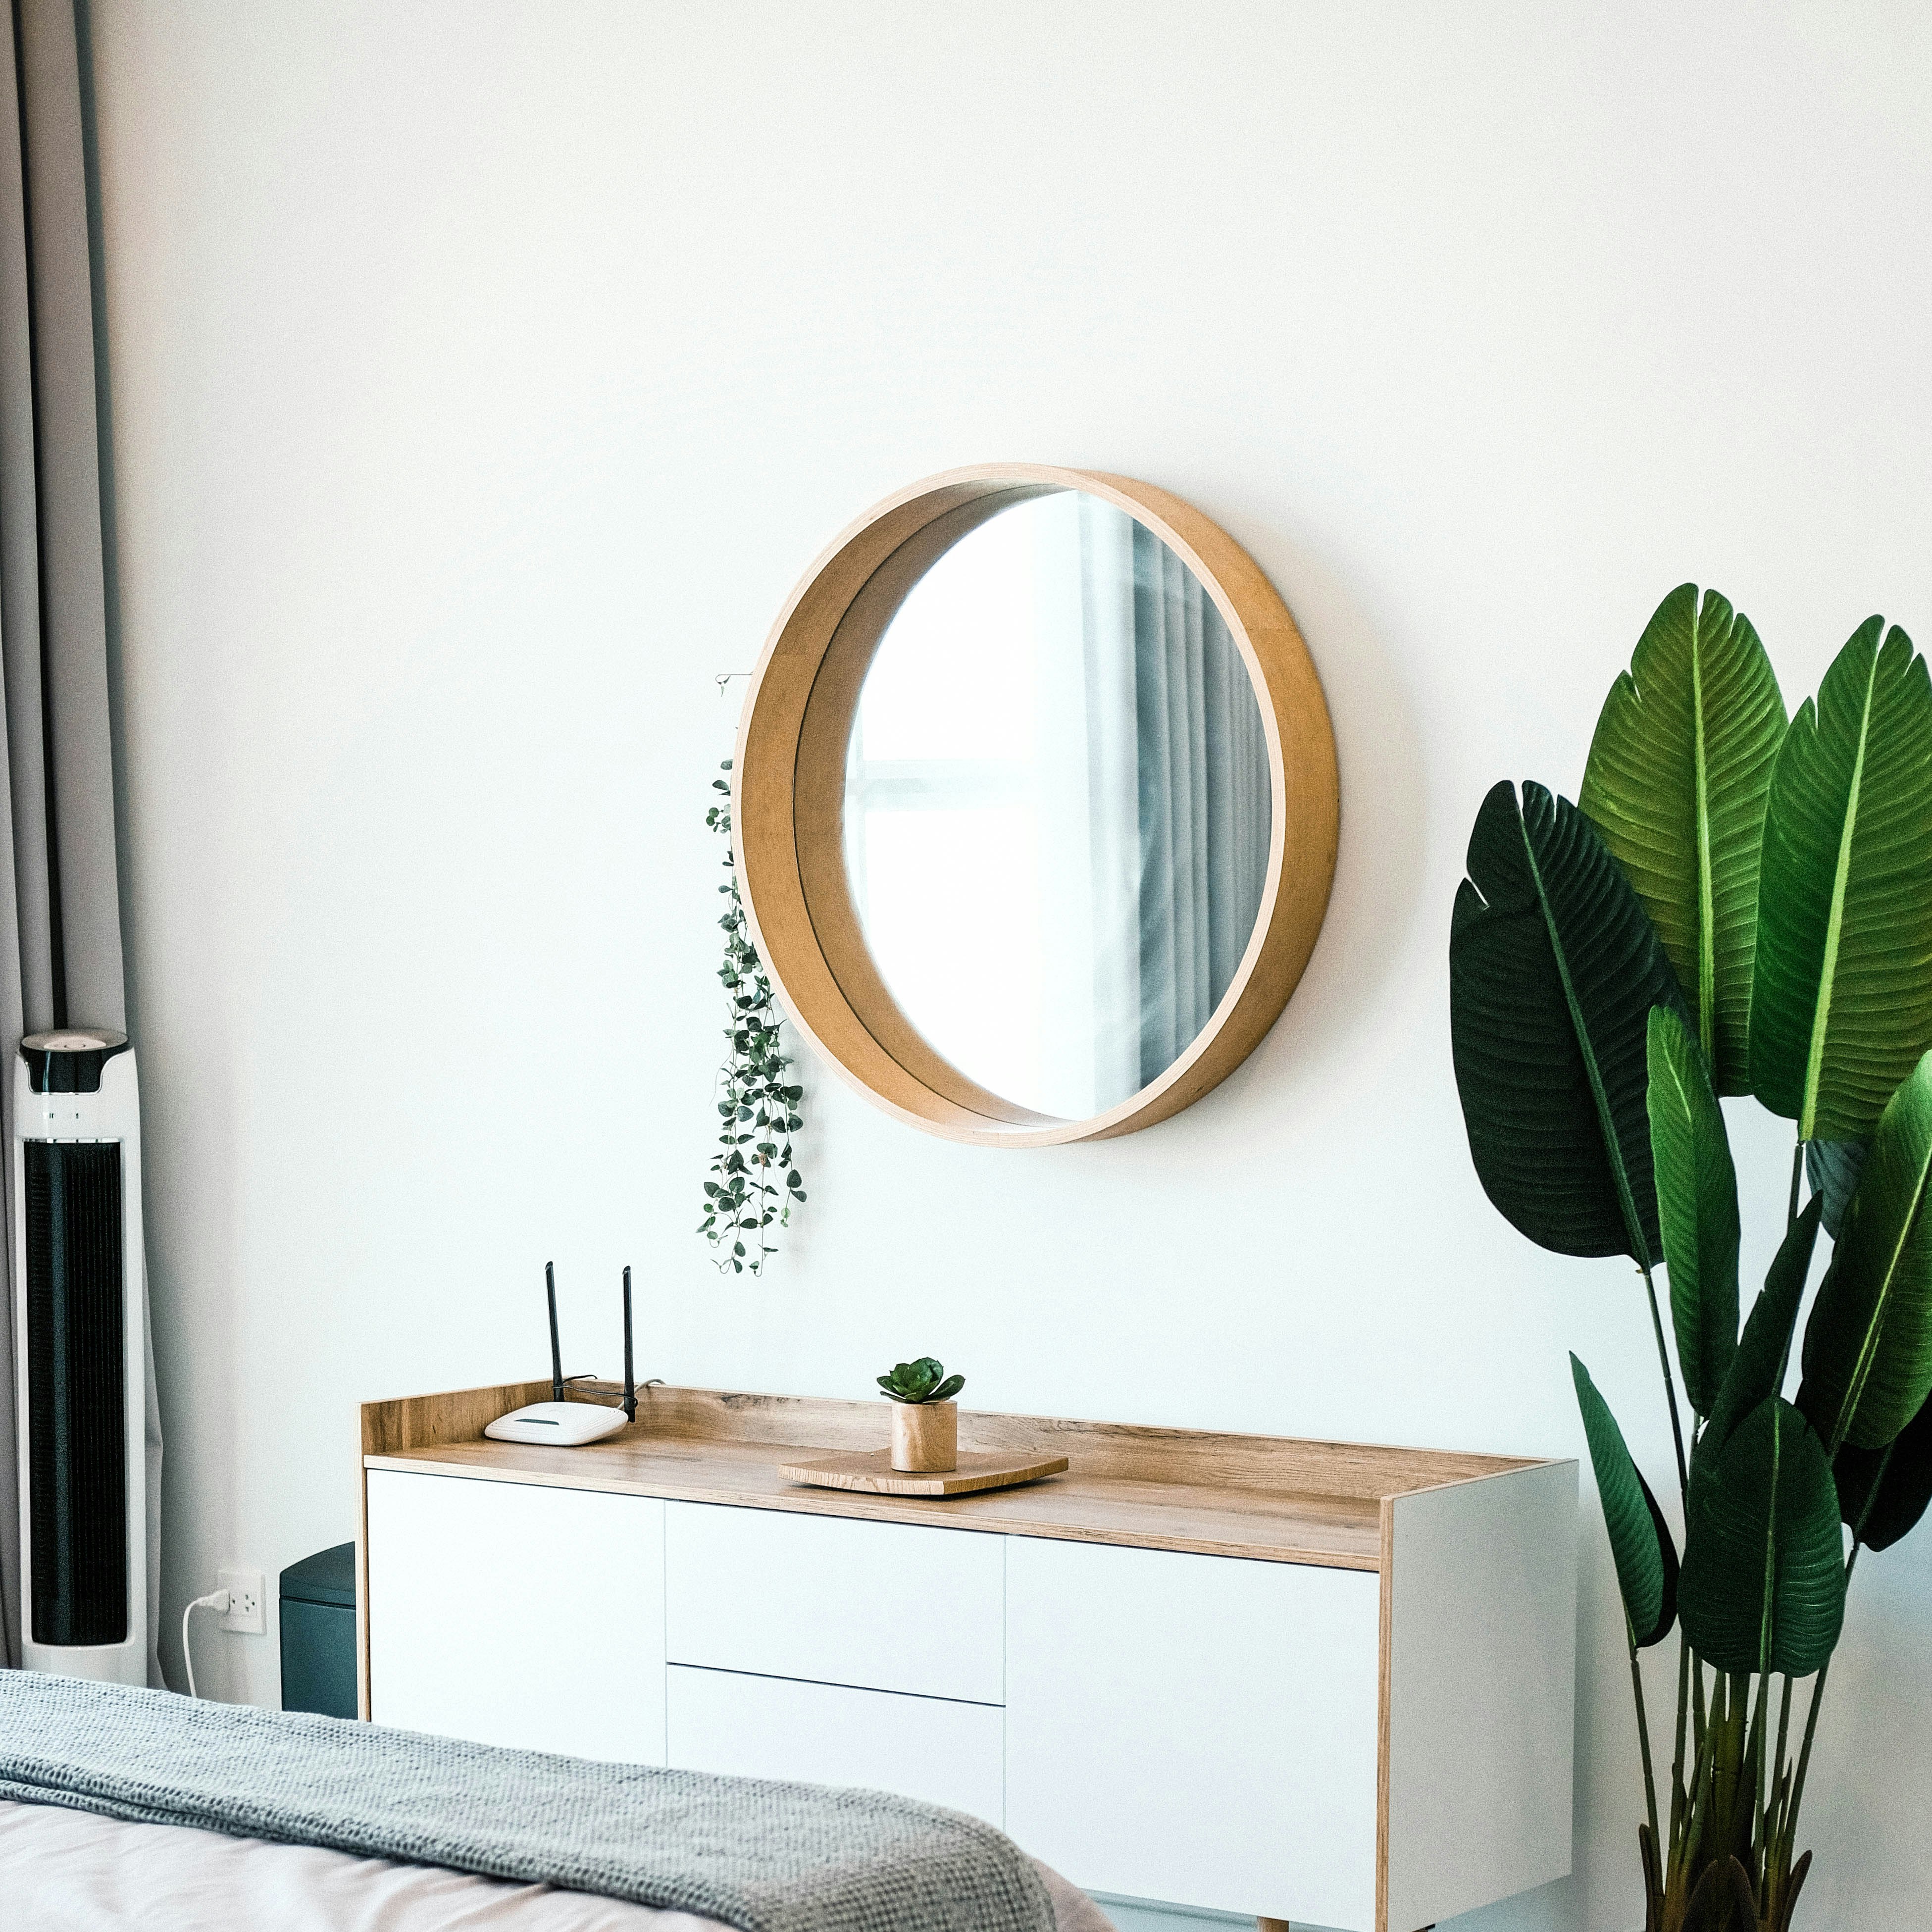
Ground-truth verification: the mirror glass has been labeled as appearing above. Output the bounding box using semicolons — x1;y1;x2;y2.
842;491;1273;1121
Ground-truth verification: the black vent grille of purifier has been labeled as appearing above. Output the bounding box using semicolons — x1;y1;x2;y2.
25;1140;127;1647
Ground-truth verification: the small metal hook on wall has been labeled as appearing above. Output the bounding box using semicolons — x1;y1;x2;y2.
716;671;751;696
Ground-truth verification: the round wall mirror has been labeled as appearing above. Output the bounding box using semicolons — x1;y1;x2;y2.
735;466;1338;1145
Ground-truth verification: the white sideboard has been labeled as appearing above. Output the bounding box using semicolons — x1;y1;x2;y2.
358;1383;1577;1932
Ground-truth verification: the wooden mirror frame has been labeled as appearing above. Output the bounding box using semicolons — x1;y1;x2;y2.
733;464;1339;1146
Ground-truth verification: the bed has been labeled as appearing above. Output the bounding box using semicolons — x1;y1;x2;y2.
0;1676;1115;1932
1;1801;1114;1932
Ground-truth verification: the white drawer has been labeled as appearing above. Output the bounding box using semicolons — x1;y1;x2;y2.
664;1502;1004;1704
666;1664;1004;1827
367;1472;666;1762
1006;1537;1381;1928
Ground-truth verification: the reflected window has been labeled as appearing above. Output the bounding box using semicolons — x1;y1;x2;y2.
845;493;1271;1120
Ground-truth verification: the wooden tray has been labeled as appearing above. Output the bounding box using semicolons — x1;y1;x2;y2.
778;1448;1069;1497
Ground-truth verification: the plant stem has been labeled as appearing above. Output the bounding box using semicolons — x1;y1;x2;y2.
1669;1629;1691;1847
1784;1657;1830;1864
1691;1644;1707;1755
1849;1442;1896;1542
1769;1673;1794;1855
1748;1669;1773;1884
1787;1137;1804;1228
1640;1260;1690;1500
1629;1636;1661;1858
1728;1671;1751;1858
1783;1543;1861;1866
1677;1697;1717;1898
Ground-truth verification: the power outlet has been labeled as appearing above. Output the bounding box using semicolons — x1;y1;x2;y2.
217;1567;265;1635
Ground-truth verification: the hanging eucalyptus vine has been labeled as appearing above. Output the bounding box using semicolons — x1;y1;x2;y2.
699;759;805;1273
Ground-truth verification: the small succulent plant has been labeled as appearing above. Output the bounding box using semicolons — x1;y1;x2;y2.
876;1357;964;1405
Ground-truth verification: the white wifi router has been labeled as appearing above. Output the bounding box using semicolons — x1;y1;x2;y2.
484;1399;628;1446
483;1263;637;1448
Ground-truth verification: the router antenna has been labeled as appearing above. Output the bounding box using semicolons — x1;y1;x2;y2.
546;1262;564;1403
621;1265;636;1424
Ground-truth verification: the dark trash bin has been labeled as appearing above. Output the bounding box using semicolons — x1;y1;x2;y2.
280;1542;357;1719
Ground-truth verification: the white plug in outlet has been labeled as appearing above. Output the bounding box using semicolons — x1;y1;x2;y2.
217;1567;265;1635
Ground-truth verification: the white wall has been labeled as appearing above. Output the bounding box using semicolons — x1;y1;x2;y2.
84;5;1932;1929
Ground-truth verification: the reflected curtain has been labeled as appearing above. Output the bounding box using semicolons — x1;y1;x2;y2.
0;0;153;1678
1075;497;1141;1108
1129;523;1270;1086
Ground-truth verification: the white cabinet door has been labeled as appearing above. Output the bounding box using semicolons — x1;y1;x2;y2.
1005;1536;1381;1929
666;1664;1005;1827
366;1472;666;1763
664;1502;1004;1704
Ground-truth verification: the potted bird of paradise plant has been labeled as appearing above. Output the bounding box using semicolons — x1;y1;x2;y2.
1450;585;1932;1931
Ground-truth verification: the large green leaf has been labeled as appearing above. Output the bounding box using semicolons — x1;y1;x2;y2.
1806;1137;1869;1240
1678;1396;1846;1676
1451;781;1689;1262
1690;1199;1821;1521
1647;1005;1740;1416
1580;585;1786;1094
1572;1355;1678;1646
1834;1385;1932;1551
1749;618;1932;1140
1799;1050;1932;1451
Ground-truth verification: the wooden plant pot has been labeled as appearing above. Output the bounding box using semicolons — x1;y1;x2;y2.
891;1400;958;1473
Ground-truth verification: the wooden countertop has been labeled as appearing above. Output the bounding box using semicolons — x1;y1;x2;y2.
362;1383;1545;1572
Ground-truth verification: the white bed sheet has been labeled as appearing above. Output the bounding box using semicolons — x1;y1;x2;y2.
0;1798;1115;1932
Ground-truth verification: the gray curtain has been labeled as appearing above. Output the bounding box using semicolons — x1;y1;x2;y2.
0;0;153;1679
1131;523;1271;1087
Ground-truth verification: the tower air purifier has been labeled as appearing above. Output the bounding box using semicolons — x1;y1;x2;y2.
13;1028;148;1684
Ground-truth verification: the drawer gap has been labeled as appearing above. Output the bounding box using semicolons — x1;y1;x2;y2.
666;1657;1005;1710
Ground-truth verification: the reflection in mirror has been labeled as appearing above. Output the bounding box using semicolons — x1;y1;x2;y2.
843;492;1272;1121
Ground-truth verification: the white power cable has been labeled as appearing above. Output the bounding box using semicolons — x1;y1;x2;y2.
181;1589;229;1699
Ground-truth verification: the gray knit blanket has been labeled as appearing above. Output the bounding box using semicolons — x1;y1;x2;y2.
0;1675;1054;1932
